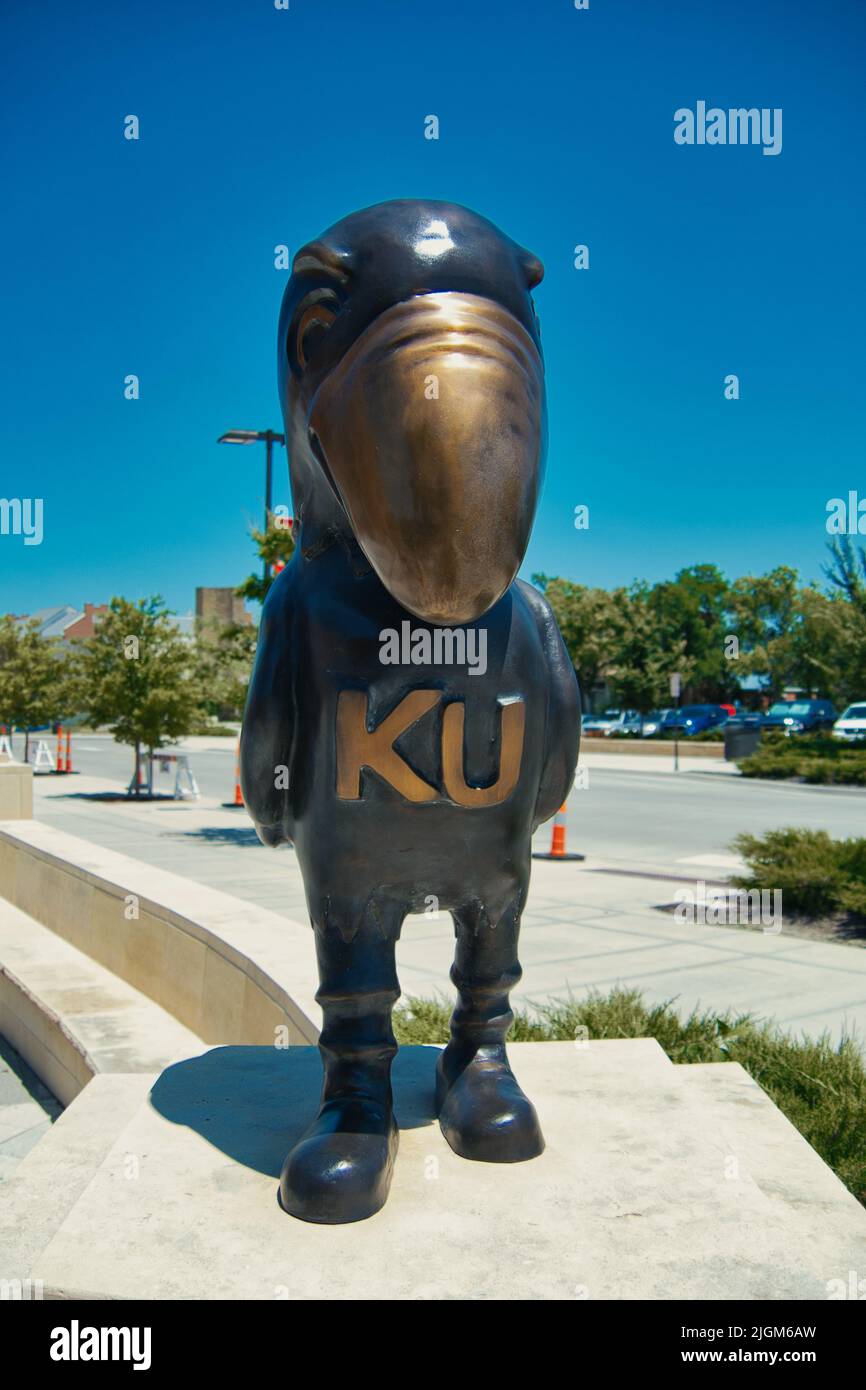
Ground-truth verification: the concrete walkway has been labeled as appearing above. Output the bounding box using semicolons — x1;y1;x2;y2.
24;770;866;1049
579;749;740;776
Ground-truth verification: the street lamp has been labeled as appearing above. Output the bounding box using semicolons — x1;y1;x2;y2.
218;428;286;581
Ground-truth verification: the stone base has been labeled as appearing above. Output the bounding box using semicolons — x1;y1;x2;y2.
10;1040;866;1300
0;765;32;819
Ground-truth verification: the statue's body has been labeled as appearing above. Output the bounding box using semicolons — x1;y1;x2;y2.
241;200;580;1223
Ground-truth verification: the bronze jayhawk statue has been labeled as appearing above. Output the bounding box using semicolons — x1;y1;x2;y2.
241;200;580;1223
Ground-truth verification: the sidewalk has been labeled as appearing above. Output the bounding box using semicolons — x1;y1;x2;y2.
580;750;740;776
24;772;866;1049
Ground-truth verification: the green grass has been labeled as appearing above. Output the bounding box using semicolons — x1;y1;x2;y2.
731;826;866;918
394;986;866;1206
739;732;866;785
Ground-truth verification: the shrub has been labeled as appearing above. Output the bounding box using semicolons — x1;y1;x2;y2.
731;826;866;918
739;732;866;785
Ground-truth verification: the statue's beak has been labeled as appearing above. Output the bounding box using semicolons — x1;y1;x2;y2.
308;291;545;624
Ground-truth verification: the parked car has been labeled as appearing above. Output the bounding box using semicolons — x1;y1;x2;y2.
761;700;836;734
832;703;866;742
604;709;643;737
665;704;730;736
640;708;676;737
581;709;623;735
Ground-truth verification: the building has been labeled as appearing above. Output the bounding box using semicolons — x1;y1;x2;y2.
61;603;108;641
14;603;108;643
195;587;252;629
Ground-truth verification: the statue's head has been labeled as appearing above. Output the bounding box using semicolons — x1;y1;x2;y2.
278;199;546;625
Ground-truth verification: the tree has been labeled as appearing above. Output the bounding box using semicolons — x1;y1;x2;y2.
538;572;713;712
235;519;296;606
529;553;866;716
822;539;866;700
727;561;866;706
535;577;624;698
195;619;258;719
645;564;731;702
790;587;861;703
824;536;866;615
71;597;205;794
0;617;72;760
605;584;693;711
727;567;800;700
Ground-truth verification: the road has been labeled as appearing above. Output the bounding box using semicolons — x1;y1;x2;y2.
25;732;866;875
568;764;866;872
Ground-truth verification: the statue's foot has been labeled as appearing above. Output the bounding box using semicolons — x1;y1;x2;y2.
435;1045;545;1163
279;1097;398;1224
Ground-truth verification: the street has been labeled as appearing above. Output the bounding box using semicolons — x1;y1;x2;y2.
29;732;866;875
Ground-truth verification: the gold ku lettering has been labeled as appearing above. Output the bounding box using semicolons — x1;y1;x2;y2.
336;689;525;807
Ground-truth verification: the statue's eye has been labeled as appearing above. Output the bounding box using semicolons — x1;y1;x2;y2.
296;299;338;369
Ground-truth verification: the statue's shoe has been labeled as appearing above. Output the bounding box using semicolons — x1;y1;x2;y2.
435;1045;545;1163
279;1097;398;1224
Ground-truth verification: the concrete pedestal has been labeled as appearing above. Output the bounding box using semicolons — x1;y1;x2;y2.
0;763;32;819
9;1040;866;1300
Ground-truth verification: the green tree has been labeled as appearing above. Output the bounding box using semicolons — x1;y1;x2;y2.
0;617;72;761
235;520;296;606
729;563;865;706
822;539;866;701
824;536;866;619
535;577;623;698
727;567;800;700
646;564;731;701
195;620;258;719
605;584;693;711
71;597;205;794
532;553;866;717
791;587;861;703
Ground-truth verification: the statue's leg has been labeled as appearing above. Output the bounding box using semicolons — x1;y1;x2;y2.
280;905;402;1223
436;897;544;1163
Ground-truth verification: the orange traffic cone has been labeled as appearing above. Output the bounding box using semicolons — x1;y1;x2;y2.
64;727;72;774
223;742;245;807
532;800;585;861
56;725;64;773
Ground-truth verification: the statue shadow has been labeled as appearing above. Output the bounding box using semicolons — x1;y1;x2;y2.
177;826;271;847
150;1044;440;1179
52;791;178;802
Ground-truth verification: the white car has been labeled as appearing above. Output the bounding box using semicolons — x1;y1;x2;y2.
581;709;622;735
832;703;866;742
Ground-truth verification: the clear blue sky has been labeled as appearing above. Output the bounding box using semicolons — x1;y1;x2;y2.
2;0;864;618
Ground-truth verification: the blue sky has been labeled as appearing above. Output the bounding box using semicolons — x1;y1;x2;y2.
1;0;864;618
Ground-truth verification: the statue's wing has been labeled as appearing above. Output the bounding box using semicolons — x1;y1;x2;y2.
240;572;296;846
516;580;581;829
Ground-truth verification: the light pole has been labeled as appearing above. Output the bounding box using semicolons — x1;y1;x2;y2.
218;428;286;581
